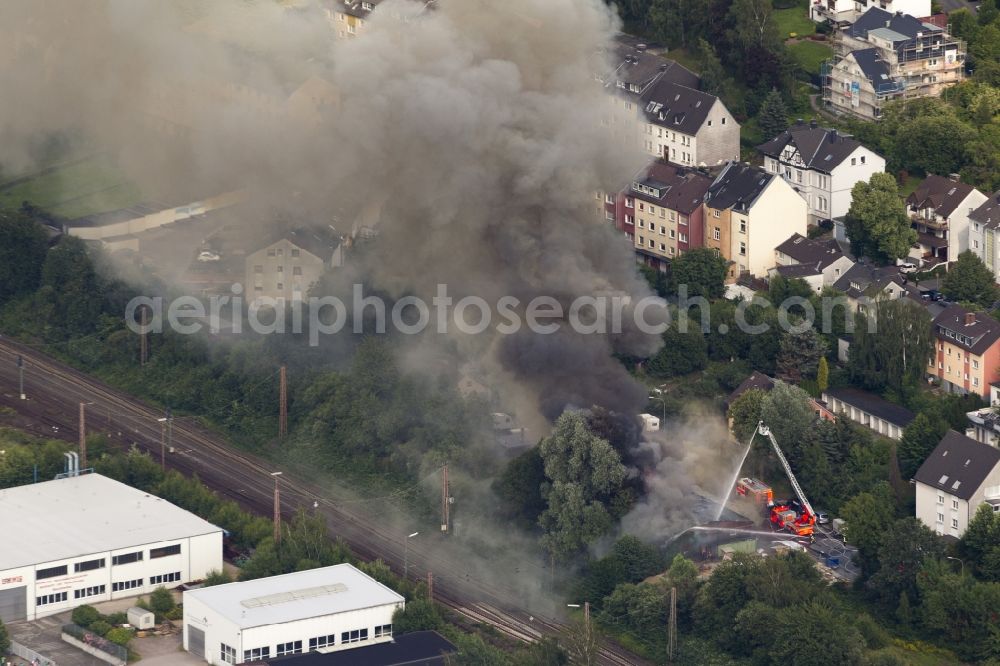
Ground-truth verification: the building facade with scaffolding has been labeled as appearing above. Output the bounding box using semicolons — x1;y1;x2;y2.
822;8;965;120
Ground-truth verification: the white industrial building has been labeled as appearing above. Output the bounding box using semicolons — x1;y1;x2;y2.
0;473;224;623
183;564;405;665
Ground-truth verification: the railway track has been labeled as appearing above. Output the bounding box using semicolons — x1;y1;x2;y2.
0;337;649;665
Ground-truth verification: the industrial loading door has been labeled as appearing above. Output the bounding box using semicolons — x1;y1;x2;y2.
188;625;205;658
0;586;27;623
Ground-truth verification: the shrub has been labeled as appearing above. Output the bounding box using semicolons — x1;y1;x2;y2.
149;587;176;615
202;569;233;587
105;612;128;626
89;620;112;637
105;627;135;647
164;606;183;621
71;605;101;628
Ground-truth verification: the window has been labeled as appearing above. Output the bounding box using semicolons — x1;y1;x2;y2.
648;239;654;248
291;249;300;258
937;494;944;504
605;194;614;204
374;624;393;638
796;170;803;184
244;648;271;662
713;210;720;218
659;225;666;235
293;267;302;276
267;249;276;257
952;499;959;509
713;228;721;241
851;158;856;166
254;265;263;273
937;513;944;523
220;643;236;664
952;518;959;529
974;377;980;387
341;629;369;644
277;283;284;290
36;592;67;607
722;117;726;125
975;240;980;249
149;545;181;559
113;551;143;566
276;265;284;273
739;242;746;256
276;641;303;657
75;558;105;573
74;585;106;600
739;220;746;234
112;579;143;592
649;205;656;215
149;572;180;585
659;243;666;252
860;155;866;164
679;233;687;243
37;565;68;580
638;202;645;211
309;635;336;650
669;229;676;239
707;120;712;127
276;249;284;256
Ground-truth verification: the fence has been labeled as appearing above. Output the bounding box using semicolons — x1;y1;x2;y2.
9;640;57;666
60;624;127;665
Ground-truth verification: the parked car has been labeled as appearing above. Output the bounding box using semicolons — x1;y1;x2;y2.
898;262;917;274
815;510;830;524
922;289;943;301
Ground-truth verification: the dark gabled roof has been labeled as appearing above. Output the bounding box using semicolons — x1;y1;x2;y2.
848;7;942;41
610;42;700;92
757;123;874;173
906;175;979;219
639;80;719;136
775;233;851;269
727;371;775;406
266;631;456;666
704;162;773;212
932;304;1000;356
970;190;1000;230
832;262;905;298
256;226;340;261
850;48;892;85
913;430;1000;500
628;161;712;214
775;263;822;278
823;387;915;428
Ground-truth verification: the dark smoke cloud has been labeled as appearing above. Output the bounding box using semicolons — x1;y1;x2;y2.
0;0;660;428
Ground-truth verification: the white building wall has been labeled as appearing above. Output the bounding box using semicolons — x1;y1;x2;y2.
185;597;403;665
829;147;886;219
0;532;223;621
822;255;855;287
947;190;989;263
742;178;808;277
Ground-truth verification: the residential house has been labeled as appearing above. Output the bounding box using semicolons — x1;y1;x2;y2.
703;162;808;280
930;305;1000;398
823;8;965;120
245;228;341;303
831;262;915;311
636;80;741;167
966;383;1000;446
726;372;836;420
810;0;930;25
822;387;915;439
757;121;886;222
774;232;856;287
968;190;1000;283
325;0;434;37
913;430;1000;537
905;174;987;266
769;263;825;293
628;162;712;271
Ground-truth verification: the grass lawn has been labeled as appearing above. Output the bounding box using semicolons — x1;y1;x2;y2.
788;40;833;75
899;175;924;198
775;7;816;38
664;47;702;75
0;154;142;220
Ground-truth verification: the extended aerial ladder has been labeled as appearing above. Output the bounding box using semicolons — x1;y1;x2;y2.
748;421;816;536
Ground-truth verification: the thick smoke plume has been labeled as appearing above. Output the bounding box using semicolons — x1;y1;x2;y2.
0;0;660;430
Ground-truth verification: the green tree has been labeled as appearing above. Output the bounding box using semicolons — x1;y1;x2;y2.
897;412;948;478
942;251;1000;308
71;605;101;628
840;482;897;577
0;616;8;655
202;570;233;587
869;517;944;604
392;598;442;634
844;173;917;263
493;447;547;528
105;627;135;647
776;329;827;383
646;326;708;377
695;38;729;96
759;381;816;462
960;503;1000;570
757;89;789;139
816;356;829;393
727;0;779;51
539;412;626;561
39;235;103;338
0;211;48;305
149;587;176;615
848;298;933;395
611;535;665;582
728;387;766;444
670;247;728;299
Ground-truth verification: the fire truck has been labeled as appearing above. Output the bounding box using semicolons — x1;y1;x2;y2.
747;422;817;537
735;477;773;505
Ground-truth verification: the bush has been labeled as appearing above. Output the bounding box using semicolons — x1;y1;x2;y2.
105;627;135;647
71;605;101;628
853;614;890;650
164;606;183;621
391;599;442;635
105;612;128;626
202;569;233;587
0;617;9;655
89;620;112;637
149;587;176;615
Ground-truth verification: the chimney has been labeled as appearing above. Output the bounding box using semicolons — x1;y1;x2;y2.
965;312;976;326
636;43;647;51
829;129;838;143
796;118;805;125
948;173;961;182
809;119;818;128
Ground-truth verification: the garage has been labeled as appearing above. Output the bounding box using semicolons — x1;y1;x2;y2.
0;585;27;623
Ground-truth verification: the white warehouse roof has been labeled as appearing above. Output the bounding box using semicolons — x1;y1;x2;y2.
0;473;223;571
185;564;404;629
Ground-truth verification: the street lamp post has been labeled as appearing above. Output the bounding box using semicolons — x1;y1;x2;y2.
157;407;174;470
404;531;419;579
16;355;24;400
271;472;283;543
946;556;965;577
567;602;591;640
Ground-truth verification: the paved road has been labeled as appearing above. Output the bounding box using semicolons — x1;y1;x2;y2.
0;337;645;666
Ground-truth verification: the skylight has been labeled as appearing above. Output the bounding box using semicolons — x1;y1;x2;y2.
952;480;961;490
938;474;949;484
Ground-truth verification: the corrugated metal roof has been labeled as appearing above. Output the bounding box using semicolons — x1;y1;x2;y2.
184;564;404;629
0;474;223;571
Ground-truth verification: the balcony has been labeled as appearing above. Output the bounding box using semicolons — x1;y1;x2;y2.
910;213;948;231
